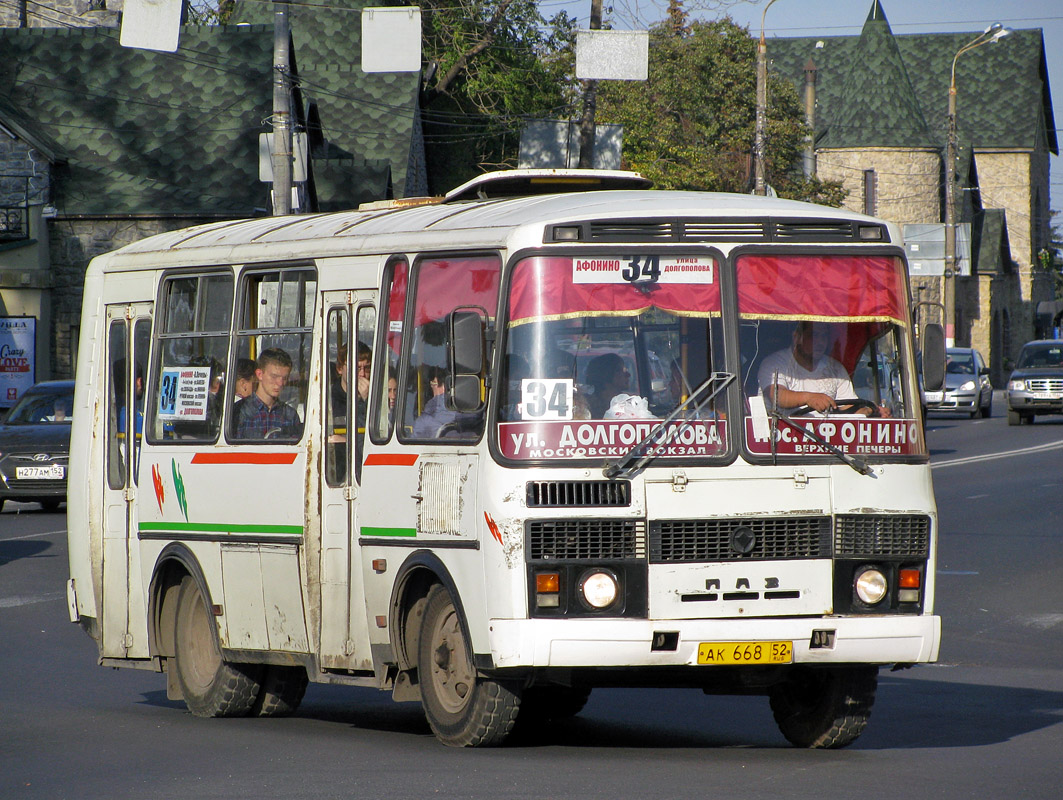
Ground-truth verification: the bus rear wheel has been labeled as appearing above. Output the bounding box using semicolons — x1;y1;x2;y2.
769;666;877;748
173;576;262;717
417;584;520;747
252;665;309;717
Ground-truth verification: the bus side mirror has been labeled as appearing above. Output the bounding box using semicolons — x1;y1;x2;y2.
449;308;487;413
921;323;946;392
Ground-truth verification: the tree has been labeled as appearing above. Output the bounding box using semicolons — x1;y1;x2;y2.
596;15;845;204
416;0;576;191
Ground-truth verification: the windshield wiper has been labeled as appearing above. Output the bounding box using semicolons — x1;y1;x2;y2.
766;409;873;476
603;372;734;479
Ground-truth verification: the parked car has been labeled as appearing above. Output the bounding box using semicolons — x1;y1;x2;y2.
0;380;74;512
924;347;992;418
1005;340;1063;425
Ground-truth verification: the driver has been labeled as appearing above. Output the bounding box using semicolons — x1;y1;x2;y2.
758;321;886;417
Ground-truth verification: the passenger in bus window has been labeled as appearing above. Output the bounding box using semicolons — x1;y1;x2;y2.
585;353;631;418
233;358;256;402
234;347;301;439
412;366;466;437
354;343;371;431
387;369;398;421
758;321;886;417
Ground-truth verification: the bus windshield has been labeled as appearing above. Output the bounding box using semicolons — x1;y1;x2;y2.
498;254;727;462
736;252;925;458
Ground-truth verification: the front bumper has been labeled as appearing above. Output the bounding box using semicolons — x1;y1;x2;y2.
1006;390;1063;414
926;390;978;412
488;614;940;668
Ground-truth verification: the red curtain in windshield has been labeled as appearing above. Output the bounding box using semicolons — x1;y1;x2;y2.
736;254;906;323
508;256;720;325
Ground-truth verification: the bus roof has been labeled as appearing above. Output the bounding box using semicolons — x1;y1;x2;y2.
97;189;897;271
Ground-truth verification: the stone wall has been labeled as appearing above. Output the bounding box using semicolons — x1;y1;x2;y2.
0;137;49;207
1;0;118;28
48;216;216;377
815;147;940;224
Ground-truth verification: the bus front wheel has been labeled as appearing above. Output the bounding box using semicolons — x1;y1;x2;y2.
417;584;520;747
173;576;262;717
768;665;877;748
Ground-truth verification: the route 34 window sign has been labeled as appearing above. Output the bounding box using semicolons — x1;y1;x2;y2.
521;378;573;421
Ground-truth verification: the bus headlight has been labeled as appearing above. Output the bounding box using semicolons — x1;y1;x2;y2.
580;570;619;609
854;567;888;605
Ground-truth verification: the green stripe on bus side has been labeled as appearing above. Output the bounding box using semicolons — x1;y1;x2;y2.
139;522;304;536
360;527;418;538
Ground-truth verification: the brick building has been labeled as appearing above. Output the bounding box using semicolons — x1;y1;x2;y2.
769;0;1056;384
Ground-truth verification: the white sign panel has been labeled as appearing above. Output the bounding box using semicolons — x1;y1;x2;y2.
120;0;182;53
572;256;715;285
157;366;211;421
362;8;422;73
520;379;575;421
576;29;649;81
0;317;35;407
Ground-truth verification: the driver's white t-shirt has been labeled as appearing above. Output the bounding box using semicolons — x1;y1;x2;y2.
757;348;856;411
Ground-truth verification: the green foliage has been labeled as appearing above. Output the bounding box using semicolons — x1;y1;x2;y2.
418;0;575;191
597;17;844;204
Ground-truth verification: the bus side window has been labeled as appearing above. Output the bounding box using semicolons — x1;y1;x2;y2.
106;320;128;490
400;254;500;442
229;268;316;443
371;258;407;443
148;273;233;443
325;307;349;486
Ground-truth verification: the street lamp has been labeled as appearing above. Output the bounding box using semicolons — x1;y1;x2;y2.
754;0;780;196
944;23;1010;345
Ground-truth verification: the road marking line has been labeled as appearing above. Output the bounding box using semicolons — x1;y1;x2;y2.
1;529;66;543
931;438;1063;469
0;591;64;609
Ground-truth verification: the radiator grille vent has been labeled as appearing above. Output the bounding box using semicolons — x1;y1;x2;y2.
526;480;631;508
834;514;930;557
527;519;645;560
650;516;831;563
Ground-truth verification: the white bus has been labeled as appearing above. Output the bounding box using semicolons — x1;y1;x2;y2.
66;170;944;748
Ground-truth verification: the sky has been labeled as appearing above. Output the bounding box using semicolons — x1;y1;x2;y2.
540;0;1062;211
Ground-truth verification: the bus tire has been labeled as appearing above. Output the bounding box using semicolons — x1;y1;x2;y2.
417;584;520;747
173;576;262;718
768;666;877;749
252;665;309;717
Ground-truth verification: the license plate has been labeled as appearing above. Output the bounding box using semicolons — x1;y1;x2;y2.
697;640;793;665
1029;392;1059;400
15;465;65;480
924;392;943;403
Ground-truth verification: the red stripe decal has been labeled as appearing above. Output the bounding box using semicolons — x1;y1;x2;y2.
364;453;419;466
191;452;299;465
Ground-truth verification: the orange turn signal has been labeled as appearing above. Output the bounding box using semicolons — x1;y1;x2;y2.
898;569;921;589
536;573;560;593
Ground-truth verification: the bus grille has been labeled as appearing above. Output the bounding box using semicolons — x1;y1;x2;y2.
526;480;631;507
569;218;889;244
650;517;831;562
527;519;645;560
834;514;930;557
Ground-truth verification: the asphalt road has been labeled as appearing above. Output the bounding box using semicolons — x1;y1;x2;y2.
2;400;1062;798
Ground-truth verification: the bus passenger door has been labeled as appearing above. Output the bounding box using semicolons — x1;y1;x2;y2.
102;304;153;659
319;295;376;670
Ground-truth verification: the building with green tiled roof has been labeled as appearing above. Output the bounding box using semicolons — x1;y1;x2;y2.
766;0;1056;382
0;1;424;383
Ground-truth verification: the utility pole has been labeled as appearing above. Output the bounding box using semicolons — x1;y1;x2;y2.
577;0;602;169
271;1;293;216
944;23;1010;346
753;0;779;195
